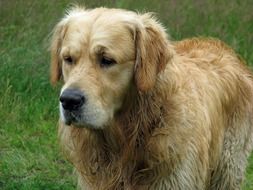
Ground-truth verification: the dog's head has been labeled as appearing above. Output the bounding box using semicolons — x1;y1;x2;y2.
50;7;173;129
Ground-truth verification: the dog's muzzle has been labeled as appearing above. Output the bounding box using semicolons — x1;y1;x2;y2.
59;88;85;125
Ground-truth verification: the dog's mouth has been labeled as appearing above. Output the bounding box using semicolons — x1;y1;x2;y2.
62;109;81;125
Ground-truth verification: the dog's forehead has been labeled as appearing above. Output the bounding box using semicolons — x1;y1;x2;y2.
68;10;134;38
64;9;136;59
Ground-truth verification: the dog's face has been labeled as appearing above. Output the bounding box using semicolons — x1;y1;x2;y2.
57;9;136;128
50;7;172;129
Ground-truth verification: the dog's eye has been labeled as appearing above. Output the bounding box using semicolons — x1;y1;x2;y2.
100;56;116;67
63;56;74;64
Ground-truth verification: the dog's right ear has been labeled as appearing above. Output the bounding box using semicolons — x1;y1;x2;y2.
132;13;174;92
50;20;68;85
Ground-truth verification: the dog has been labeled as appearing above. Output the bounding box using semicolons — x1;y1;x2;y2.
50;6;253;190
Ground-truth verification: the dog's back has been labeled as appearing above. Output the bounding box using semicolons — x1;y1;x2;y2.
170;38;253;189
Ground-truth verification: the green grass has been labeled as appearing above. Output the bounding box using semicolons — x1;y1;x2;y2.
0;0;252;189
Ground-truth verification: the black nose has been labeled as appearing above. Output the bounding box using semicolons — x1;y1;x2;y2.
59;89;85;111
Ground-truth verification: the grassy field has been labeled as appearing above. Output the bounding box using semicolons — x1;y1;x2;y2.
0;0;252;189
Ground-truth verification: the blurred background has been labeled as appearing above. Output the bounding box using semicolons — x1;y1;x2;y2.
0;0;252;189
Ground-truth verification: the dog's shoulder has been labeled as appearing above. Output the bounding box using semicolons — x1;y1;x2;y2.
174;37;235;57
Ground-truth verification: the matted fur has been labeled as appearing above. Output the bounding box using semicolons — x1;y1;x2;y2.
50;6;253;190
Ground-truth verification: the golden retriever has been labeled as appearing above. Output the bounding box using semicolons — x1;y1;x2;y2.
50;6;253;190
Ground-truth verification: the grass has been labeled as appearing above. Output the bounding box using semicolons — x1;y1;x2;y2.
0;0;252;189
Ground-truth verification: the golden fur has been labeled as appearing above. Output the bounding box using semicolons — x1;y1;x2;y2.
50;6;253;190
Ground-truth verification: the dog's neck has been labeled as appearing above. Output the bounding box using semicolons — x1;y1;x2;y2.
104;85;163;144
96;87;165;185
68;85;167;189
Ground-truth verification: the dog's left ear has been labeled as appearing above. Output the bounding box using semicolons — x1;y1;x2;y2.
134;14;174;92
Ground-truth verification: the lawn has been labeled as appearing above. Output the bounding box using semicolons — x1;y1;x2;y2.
0;0;252;189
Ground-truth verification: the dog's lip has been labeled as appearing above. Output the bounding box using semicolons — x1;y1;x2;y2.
63;116;75;126
64;119;95;129
65;119;72;125
62;109;79;125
